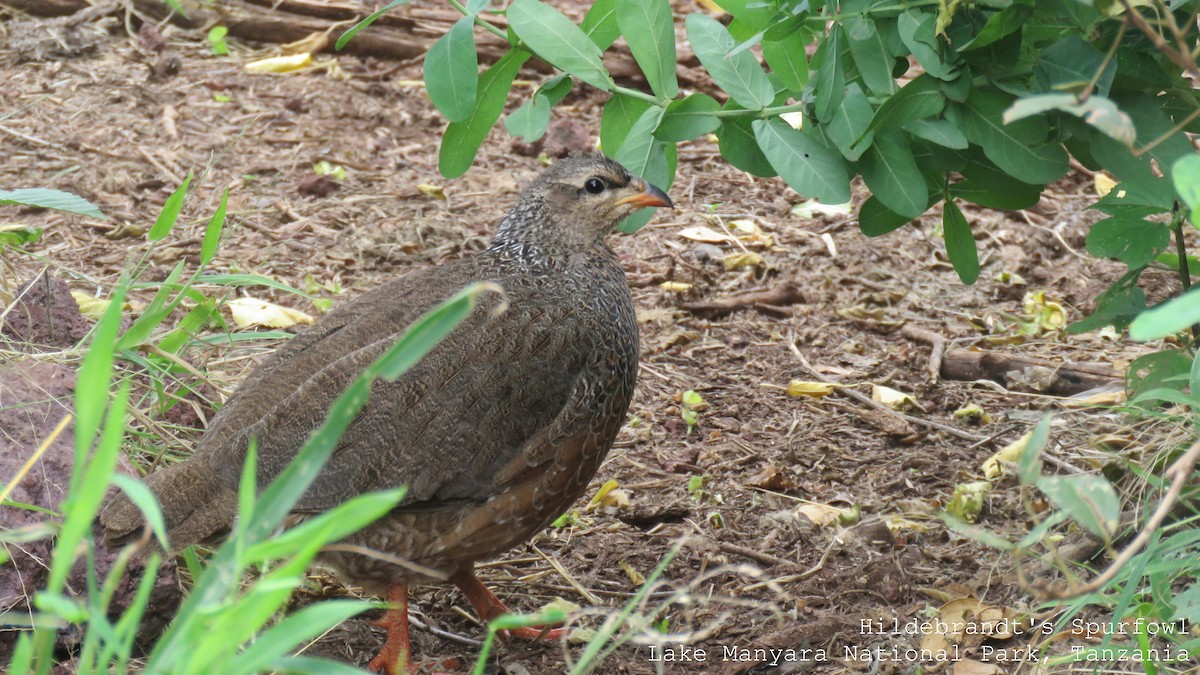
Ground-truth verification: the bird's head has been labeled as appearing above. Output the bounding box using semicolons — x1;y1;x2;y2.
495;154;673;253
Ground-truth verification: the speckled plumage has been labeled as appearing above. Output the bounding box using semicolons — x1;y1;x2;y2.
100;155;672;671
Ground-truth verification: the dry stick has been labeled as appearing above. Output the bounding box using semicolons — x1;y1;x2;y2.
1046;438;1200;599
900;325;946;382
788;338;987;444
716;541;795;569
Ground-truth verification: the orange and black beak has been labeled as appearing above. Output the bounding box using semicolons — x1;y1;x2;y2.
615;181;674;210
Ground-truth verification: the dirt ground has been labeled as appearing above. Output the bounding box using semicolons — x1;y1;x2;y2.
0;2;1189;674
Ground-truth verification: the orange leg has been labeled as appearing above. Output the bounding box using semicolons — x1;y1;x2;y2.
450;569;566;641
368;584;415;675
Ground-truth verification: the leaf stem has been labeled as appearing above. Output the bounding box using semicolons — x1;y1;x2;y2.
447;0;512;43
1170;202;1200;345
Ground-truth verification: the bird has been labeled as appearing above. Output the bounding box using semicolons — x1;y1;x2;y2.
100;154;673;673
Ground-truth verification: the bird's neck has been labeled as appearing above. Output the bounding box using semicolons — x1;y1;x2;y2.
488;202;609;269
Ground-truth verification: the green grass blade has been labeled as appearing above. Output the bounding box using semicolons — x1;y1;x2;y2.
335;0;413;50
229;600;375;674
109;474;171;551
201;189;229;266
0;187;106;219
149;174;193;241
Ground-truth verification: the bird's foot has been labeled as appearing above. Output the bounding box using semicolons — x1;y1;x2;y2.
498;624;567;642
368;584;415;675
450;570;567;642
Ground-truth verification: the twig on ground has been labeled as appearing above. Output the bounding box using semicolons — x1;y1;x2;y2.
682;283;805;317
900;325;946;382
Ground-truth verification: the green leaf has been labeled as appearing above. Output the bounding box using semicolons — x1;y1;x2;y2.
1089;93;1193;191
859;131;926;219
207;25;229;56
716;109;775;178
812;24;846;123
1130;289;1200;341
904;118;967;149
950;158;1042;210
950;90;1068;184
74;280;127;454
942;199;978;284
581;0;620;50
424;17;478;123
110;474;171;551
686;13;774;109
861;73;944;141
0;188;105;219
845;15;895;95
1126;350;1192;399
149;174;193;241
752;118;850;204
1019;416;1052;487
201;189;228;266
1092;180;1174;217
335;0;412;50
858;195;912;237
615;106;675;234
115;260;187;350
1004;93;1135;146
957;4;1033;52
440;49;531;178
600;94;652;154
1068;269;1145;334
939;512;1015;551
1173;154;1200;225
897;9;956;80
1035;35;1115;96
1037;475;1120;543
617;0;677;99
504;94;551;142
826;83;875;161
761;29;808;94
508;0;611;91
655;93;720;143
1085;217;1170;269
232;601;374;674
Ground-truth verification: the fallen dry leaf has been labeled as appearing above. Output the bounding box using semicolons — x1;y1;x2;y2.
785;380;837;398
245;53;312;74
226;297;314;329
872;385;920;412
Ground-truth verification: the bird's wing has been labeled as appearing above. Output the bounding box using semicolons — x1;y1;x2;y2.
202;267;606;512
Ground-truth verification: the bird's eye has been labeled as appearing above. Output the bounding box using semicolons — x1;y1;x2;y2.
584;177;607;194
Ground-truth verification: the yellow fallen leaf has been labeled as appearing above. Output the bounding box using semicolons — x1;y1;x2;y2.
619;560;645;586
244;53;312;74
1094;172;1117;197
587;480;631;511
418;184;447;200
982;431;1030;479
1064;388;1127;407
945;481;991;523
872;385;919;411
723;251;764;270
226;297;314;328
885;515;929;533
695;0;726;15
659;281;692;292
952;403;991;426
678;225;734;244
1024;290;1066;331
785;380;836;398
70;290;110;321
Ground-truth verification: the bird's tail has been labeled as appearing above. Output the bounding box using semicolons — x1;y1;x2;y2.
100;459;237;553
